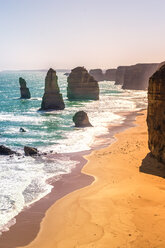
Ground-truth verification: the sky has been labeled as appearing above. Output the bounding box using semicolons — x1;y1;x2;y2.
0;0;165;70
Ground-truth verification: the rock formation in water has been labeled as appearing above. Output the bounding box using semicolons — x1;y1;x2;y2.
104;69;116;81
40;68;65;110
19;77;31;99
147;64;165;163
0;145;17;155
19;127;26;132
67;67;99;100
24;146;38;156
89;69;104;81
64;72;70;76
115;66;128;85
73;111;92;127
122;63;159;90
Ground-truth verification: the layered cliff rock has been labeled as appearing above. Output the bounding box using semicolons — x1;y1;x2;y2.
73;111;92;127
89;69;104;81
40;68;65;110
147;64;165;163
122;63;159;90
67;67;99;100
19;77;31;99
115;66;128;85
104;69;116;81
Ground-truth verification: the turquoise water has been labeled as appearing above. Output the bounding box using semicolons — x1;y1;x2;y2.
0;70;147;233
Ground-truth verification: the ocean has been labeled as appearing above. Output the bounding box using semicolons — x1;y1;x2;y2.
0;70;147;233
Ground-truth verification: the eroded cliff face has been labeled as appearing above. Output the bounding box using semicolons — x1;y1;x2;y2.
147;64;165;163
19;77;31;99
89;69;104;81
122;64;159;90
40;68;65;110
67;67;99;100
115;66;128;85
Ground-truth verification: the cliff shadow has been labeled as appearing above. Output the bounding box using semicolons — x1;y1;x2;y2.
140;153;165;178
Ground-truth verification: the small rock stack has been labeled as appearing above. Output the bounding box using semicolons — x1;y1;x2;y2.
73;111;92;127
19;77;31;99
40;68;65;110
67;67;99;100
147;64;165;163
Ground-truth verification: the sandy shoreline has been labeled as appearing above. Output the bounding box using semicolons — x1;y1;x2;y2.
15;110;165;248
0;111;138;248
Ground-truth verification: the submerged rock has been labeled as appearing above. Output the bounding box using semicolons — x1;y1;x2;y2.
67;67;99;100
89;69;104;81
19;77;31;99
24;146;38;156
64;72;70;76
0;145;16;155
147;64;165;163
40;68;65;110
20;127;26;132
73;111;92;127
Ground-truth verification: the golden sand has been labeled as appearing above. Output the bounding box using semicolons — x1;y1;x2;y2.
18;111;165;248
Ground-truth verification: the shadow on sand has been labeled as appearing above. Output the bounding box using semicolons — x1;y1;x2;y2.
140;152;165;178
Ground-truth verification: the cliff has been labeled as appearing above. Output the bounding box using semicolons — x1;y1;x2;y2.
147;64;165;163
122;63;159;90
67;67;99;100
40;68;65;110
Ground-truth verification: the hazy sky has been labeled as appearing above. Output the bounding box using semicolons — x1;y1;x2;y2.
0;0;165;70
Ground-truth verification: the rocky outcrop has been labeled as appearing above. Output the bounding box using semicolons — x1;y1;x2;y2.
67;67;99;100
40;68;65;110
89;69;104;81
64;72;70;76
147;64;165;163
0;145;17;155
122;63;159;90
115;66;128;85
19;127;26;132
73;111;92;127
89;69;117;81
19;77;31;99
104;69;116;81
158;61;165;70
24;146;38;156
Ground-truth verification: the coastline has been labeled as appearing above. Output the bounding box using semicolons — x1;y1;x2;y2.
0;110;139;248
16;109;165;248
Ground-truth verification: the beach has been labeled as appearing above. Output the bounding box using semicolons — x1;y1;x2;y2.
12;109;165;248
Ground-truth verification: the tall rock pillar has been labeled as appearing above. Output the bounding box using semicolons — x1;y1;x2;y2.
40;68;65;110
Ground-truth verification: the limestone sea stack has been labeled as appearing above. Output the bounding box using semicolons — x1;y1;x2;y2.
89;69;104;81
104;69;116;81
147;64;165;163
122;63;159;90
67;67;99;100
40;68;65;110
19;77;31;99
115;66;128;85
73;111;92;127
